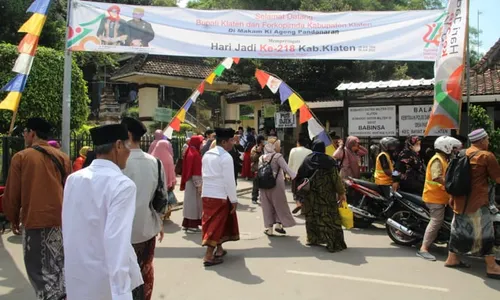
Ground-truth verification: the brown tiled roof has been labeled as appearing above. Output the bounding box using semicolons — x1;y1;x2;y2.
225;89;278;103
473;38;500;73
112;55;214;80
466;65;500;95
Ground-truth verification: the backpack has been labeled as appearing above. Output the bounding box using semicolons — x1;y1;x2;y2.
445;150;480;197
257;153;280;189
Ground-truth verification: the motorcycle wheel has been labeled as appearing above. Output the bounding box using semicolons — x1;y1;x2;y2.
386;210;421;246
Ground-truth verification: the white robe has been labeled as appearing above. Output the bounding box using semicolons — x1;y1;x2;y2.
62;159;143;300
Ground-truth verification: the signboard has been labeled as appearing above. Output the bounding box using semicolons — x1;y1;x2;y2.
275;112;296;128
68;1;444;61
154;107;172;122
349;106;396;137
399;105;450;136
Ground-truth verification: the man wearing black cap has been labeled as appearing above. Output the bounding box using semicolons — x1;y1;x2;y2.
121;117;165;300
200;128;240;266
3;117;71;300
62;124;143;299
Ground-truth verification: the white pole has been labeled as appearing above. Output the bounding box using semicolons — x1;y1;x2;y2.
62;0;73;154
465;25;471;138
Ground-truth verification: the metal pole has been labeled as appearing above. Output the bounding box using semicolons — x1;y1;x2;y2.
62;0;73;154
465;23;471;139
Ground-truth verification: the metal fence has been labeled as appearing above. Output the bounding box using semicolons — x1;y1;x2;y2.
0;133;185;185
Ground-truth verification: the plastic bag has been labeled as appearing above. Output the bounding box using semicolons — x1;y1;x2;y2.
338;202;353;229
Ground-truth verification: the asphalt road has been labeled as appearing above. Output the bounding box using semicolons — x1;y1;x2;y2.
1;188;499;300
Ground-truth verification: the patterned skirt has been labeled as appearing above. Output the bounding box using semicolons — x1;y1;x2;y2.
202;197;240;247
132;237;156;300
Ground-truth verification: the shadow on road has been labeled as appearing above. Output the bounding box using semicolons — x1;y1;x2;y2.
205;254;264;285
0;236;32;299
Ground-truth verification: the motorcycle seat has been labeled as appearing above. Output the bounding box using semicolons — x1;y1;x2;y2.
350;178;382;194
399;191;425;206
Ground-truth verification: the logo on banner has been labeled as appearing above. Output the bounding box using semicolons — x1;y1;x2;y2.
422;12;446;48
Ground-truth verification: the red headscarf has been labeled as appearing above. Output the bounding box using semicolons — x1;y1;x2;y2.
107;5;121;21
180;135;204;191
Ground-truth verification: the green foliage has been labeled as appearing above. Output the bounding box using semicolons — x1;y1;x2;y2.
0;43;90;133
469;105;500;160
122;106;140;119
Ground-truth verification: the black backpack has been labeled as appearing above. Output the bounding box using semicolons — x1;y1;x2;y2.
445;150;480;197
257;153;280;189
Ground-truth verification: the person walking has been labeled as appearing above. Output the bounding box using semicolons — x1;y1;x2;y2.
201;128;240;266
62;124;143;299
417;136;461;261
3;118;71;300
333;135;368;180
296;139;348;253
181;135;204;232
393;136;425;195
445;129;500;279
241;127;256;179
258;137;296;236
288;133;312;214
374;137;399;198
121;117;165;300
151;139;178;220
73;146;91;172
250;135;265;204
229;134;244;184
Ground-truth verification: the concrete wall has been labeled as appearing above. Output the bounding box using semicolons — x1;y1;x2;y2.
138;87;158;131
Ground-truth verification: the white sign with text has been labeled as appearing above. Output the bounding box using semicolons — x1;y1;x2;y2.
399;105;451;136
349;106;396;137
275;112;296;128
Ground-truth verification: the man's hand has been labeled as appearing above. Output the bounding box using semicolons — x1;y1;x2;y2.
158;228;164;243
11;222;20;235
230;203;238;214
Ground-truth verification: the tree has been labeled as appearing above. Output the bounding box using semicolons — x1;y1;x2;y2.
469;105;500;161
0;43;90;133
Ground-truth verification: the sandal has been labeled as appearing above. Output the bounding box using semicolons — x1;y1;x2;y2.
292;206;302;214
445;261;471;269
215;250;227;258
264;229;273;236
203;257;223;267
487;273;500;280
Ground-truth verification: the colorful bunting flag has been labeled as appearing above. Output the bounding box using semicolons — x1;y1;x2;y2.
184;99;193;111
214;64;225;76
317;131;332;146
1;74;28;93
170;117;181;131
206;73;216;84
307;118;324;139
18;34;39;56
190;90;200;102
12;54;34;75
0;92;22;111
233;58;240;64
164;126;174;139
278;84;293;104
177;108;187;122
27;0;51;15
325;144;335;156
198;82;205;94
19;13;47;36
299;105;313;124
266;76;282;94
221;58;234;69
255;69;270;88
288;93;304;114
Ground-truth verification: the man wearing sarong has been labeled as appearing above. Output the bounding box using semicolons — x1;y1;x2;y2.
62;124;143;299
201;128;240;266
3;117;71;300
446;128;500;279
122;117;165;300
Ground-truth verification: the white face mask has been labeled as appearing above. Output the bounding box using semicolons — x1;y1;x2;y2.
413;145;421;153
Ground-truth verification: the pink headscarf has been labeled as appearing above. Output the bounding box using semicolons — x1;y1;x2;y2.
333;136;367;179
148;130;173;157
151;140;177;190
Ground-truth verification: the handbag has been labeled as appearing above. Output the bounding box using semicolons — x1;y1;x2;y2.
338;201;354;229
151;159;168;214
167;190;177;205
32;146;66;186
257;153;280;189
175;158;183;175
296;170;318;192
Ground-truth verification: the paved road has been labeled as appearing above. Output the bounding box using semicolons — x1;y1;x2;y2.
1;186;499;300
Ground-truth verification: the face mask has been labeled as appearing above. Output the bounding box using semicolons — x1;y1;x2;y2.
413;145;421;153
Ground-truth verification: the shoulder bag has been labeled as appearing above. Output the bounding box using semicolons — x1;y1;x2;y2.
151;159;168;214
32;145;66;186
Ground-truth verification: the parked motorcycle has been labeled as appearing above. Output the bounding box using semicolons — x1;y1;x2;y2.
344;177;394;228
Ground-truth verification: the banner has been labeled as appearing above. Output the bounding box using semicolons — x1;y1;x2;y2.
69;1;445;61
399;105;450;136
348;106;396;137
424;0;468;135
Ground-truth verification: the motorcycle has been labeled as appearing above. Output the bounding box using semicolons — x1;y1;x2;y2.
344;177;394;228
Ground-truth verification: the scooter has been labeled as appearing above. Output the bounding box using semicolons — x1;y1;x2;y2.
344;177;394;228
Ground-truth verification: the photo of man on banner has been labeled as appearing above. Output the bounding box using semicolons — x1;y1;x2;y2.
128;7;155;47
96;5;129;46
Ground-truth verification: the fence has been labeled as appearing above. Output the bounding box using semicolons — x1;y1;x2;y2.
0;133;185;185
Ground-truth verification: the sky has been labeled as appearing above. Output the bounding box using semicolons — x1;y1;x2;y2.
178;0;498;54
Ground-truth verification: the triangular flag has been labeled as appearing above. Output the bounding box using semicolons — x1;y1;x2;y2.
197;82;205;94
177;108;187;122
18;34;39;56
206;73;216;84
288;93;304;114
0;92;22;111
307;118;324;139
1;74;28;93
27;0;51;15
221;58;233;69
299;106;313;124
164;126;174;139
317;131;332;146
12;54;34;75
170;117;181;131
184;99;193;111
255;69;270;89
19;13;47;36
233;58;240;64
279;84;293;104
325;144;335;156
214;64;225;76
266;76;282;94
190;90;201;102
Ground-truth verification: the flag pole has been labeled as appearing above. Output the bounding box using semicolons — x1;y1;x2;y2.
7;107;19;136
62;0;73;154
465;1;471;142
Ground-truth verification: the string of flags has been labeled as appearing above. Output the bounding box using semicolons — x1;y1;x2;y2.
0;0;52;112
163;57;240;139
255;69;336;156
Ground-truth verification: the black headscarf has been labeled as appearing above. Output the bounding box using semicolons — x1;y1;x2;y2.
296;139;337;181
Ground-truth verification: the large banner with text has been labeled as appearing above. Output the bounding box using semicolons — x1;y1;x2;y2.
68;1;445;61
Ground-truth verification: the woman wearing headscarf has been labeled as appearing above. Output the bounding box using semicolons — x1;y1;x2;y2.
394;136;425;195
180;135;204;232
258;137;296;236
151;140;178;220
333;136;368;180
241;127;256;179
296;139;347;253
73;146;91;172
148;130;173;157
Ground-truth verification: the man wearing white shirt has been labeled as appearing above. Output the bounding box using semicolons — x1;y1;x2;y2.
121;117;164;300
62;124;143;300
288;133;312;214
201;128;240;267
